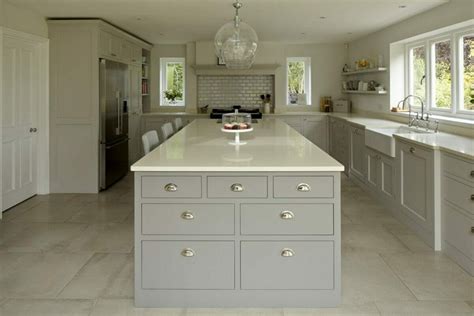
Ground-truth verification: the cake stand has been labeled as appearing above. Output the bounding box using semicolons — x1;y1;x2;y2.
221;127;253;145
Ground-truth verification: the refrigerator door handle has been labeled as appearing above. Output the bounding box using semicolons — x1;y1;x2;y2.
116;91;121;135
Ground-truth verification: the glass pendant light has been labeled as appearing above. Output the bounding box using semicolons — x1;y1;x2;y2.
214;1;258;69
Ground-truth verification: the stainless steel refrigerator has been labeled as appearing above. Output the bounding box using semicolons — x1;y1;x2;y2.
99;59;129;190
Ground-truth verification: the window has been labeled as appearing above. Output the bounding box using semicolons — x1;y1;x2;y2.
160;58;185;106
404;25;473;117
286;57;311;105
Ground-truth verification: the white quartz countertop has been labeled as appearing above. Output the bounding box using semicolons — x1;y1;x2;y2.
131;119;344;172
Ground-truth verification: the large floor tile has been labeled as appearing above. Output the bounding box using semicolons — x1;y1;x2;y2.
0;252;93;298
58;253;131;299
375;300;473;316
283;303;380;315
0;298;93;316
185;308;283;316
64;223;133;253
342;250;416;304
0;223;88;252
342;224;409;254
102;254;134;298
394;234;433;253
381;252;474;301
67;202;133;224
9;199;85;223
90;299;185;316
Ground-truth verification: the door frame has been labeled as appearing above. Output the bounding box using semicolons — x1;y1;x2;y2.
0;27;50;216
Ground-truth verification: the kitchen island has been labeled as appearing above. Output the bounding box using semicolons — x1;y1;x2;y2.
131;119;344;307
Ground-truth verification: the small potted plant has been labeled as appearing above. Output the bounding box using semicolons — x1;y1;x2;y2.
164;89;183;104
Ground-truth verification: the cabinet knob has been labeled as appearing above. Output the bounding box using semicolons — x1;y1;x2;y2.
281;248;295;257
230;183;244;192
409;147;416;154
296;183;311;192
181;248;195;257
181;211;194;220
164;183;178;192
280;210;295;220
470;170;474;177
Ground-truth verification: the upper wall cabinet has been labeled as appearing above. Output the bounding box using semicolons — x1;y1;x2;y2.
99;30;144;65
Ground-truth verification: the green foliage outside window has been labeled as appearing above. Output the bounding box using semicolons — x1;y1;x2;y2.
288;61;305;94
165;62;184;102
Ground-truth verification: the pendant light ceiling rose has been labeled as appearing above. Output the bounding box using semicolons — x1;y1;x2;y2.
214;0;258;69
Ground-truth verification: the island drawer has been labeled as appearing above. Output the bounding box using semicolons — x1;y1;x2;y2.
444;202;474;261
207;176;268;198
142;241;235;290
240;241;334;290
141;176;202;198
443;154;474;184
141;203;235;235
444;176;474;215
240;204;334;235
273;176;334;198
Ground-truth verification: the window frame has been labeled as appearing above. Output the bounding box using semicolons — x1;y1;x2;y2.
404;25;473;118
160;57;185;107
286;57;312;106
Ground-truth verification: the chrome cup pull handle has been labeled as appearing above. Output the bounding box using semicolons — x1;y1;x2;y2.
280;210;295;220
164;183;178;192
181;248;195;257
281;248;295;257
409;147;416;154
181;211;194;220
230;183;244;192
296;183;311;192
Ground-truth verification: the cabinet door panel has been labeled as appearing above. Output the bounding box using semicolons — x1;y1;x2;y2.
349;127;366;181
366;149;380;190
381;156;395;199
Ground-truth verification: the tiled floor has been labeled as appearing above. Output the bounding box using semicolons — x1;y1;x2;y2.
0;174;472;316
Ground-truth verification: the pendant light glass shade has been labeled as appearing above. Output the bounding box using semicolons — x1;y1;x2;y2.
214;1;258;69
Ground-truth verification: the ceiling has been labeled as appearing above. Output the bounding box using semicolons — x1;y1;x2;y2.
9;0;449;44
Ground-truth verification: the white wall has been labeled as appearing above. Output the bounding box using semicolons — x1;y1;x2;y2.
347;0;473;114
0;0;47;37
151;41;345;113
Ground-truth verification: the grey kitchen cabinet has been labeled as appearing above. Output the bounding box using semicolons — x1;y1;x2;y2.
397;139;440;250
349;125;366;182
99;30;122;59
134;172;341;307
366;147;396;201
303;116;328;152
329;117;349;175
128;65;142;164
441;152;474;275
280;116;304;134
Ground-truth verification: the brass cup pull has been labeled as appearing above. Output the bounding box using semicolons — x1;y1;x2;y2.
280;210;295;220
296;183;311;192
409;147;416;154
164;183;178;192
281;248;295;257
181;211;194;220
181;248;195;257
230;183;244;192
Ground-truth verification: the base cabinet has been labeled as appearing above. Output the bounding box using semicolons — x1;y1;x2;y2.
134;172;341;307
302;117;328;152
397;140;440;250
349;126;366;182
441;152;474;275
329;117;349;174
366;147;396;201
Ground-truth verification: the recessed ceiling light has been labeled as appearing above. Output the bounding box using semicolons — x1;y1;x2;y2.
320;16;326;19
136;17;143;21
399;5;407;8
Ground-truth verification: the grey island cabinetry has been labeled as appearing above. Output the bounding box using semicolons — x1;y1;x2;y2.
131;119;344;307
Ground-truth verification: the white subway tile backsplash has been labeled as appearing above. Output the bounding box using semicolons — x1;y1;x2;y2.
198;75;274;108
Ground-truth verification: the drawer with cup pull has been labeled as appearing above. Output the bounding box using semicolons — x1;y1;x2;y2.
273;176;334;198
207;176;268;198
442;153;474;185
141;203;235;235
240;241;334;290
141;176;202;198
240;204;334;235
444;176;474;215
141;241;235;290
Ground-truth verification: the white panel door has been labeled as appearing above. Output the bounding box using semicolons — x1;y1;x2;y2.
2;36;39;211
